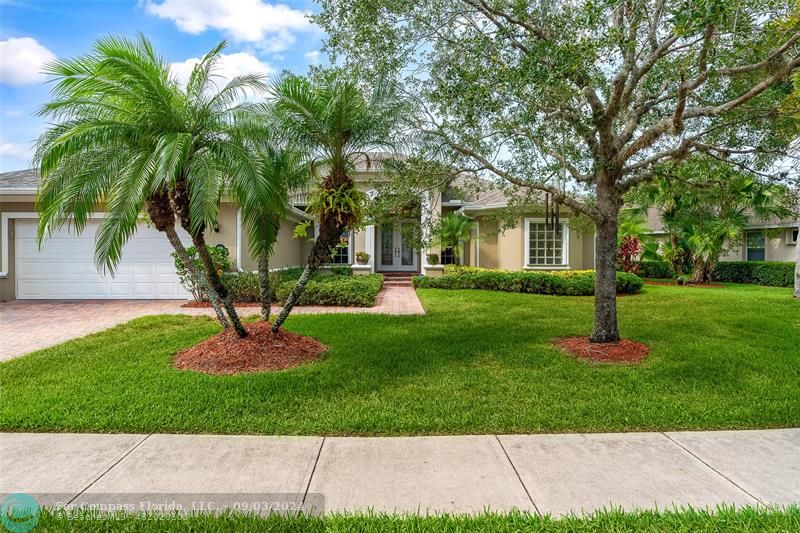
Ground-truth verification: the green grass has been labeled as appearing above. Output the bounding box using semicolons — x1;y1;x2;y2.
31;506;800;532
0;283;798;435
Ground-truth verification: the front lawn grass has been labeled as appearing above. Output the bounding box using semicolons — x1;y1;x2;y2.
33;506;800;532
0;283;798;435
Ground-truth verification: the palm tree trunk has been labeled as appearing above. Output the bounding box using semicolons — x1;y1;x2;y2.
669;234;684;275
272;213;344;332
164;226;228;328
257;254;271;322
192;235;248;338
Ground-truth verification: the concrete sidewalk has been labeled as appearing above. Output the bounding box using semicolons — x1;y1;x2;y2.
1;429;797;516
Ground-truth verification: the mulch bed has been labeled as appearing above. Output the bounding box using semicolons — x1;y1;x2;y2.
554;336;650;364
174;321;326;375
645;280;725;288
181;301;261;308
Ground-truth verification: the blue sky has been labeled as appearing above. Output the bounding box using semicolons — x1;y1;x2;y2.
0;0;326;171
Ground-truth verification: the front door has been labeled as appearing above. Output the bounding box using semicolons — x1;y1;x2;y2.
378;221;419;272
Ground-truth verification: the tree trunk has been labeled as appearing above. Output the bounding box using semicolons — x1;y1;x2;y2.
590;215;621;343
669;234;684;275
794;221;799;299
192;234;248;338
691;256;715;284
258;254;271;322
271;214;345;332
164;226;229;328
272;169;353;332
144;192;229;329
169;178;247;338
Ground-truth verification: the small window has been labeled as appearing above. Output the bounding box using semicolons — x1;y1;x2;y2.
746;231;766;261
788;228;799;245
526;220;568;267
329;230;351;264
440;246;457;265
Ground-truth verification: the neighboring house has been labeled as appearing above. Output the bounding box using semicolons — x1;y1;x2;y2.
0;161;597;301
643;208;799;263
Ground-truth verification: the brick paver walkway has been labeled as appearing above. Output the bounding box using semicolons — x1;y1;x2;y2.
0;285;424;361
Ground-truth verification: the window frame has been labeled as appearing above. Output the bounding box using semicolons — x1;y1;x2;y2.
787;227;799;245
524;218;570;269
745;230;766;262
317;224;353;266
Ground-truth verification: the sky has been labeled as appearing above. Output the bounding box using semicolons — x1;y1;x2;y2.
0;0;326;172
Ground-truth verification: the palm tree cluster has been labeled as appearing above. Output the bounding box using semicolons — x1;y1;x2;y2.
34;34;408;342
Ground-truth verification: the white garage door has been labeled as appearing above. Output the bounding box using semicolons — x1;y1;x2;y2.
15;219;190;299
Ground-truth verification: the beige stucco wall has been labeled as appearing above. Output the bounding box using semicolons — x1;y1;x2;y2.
470;212;594;271
0;200;36;301
0;199;258;300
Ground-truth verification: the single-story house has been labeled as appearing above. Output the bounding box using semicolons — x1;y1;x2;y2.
2;159;795;301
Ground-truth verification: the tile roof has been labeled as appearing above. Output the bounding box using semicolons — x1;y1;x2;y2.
0;168;40;190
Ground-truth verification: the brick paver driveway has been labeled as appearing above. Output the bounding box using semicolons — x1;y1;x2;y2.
0;300;188;362
0;287;424;362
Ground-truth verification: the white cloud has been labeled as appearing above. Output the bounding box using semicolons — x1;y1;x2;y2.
0;37;56;86
170;51;273;98
0;139;32;161
304;50;321;64
145;0;314;43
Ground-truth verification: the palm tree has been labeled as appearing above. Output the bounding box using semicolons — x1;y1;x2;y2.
34;35;272;337
269;70;409;332
436;212;475;264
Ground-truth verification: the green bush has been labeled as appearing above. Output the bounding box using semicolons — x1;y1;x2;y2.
220;272;262;302
637;260;675;279
711;261;794;287
219;266;361;304
414;268;642;295
275;274;384;307
172;245;233;301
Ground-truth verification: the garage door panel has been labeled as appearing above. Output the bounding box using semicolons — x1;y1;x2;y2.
15;219;190;300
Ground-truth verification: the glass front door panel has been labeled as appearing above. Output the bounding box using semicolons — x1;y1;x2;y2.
381;223;394;266
400;222;414;266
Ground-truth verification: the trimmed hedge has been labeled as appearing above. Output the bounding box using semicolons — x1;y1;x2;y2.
414;267;643;295
637;260;675;279
711;261;794;287
275;274;384;307
220;266;358;304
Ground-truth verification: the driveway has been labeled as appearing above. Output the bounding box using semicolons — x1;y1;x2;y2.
0;288;425;362
0;300;189;362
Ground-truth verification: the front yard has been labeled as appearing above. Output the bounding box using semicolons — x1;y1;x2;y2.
0;283;798;435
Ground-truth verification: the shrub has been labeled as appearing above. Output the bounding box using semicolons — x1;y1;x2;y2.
637;260;675;279
220;272;261;302
711;261;794;287
414;268;642;295
172;245;232;301
275;274;384;307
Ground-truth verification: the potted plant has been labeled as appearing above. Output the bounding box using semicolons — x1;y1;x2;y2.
426;253;439;265
356;251;370;265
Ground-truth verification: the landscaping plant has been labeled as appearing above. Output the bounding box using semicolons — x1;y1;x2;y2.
34;36;275;338
269;69;410;332
318;0;800;342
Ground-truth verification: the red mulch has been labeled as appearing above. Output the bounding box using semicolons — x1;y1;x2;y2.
181;301;261;308
554;336;650;364
174;321;326;375
645;281;725;288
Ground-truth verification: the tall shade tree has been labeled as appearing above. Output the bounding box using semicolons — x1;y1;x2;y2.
318;0;800;342
269;70;409;332
34;35;271;338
